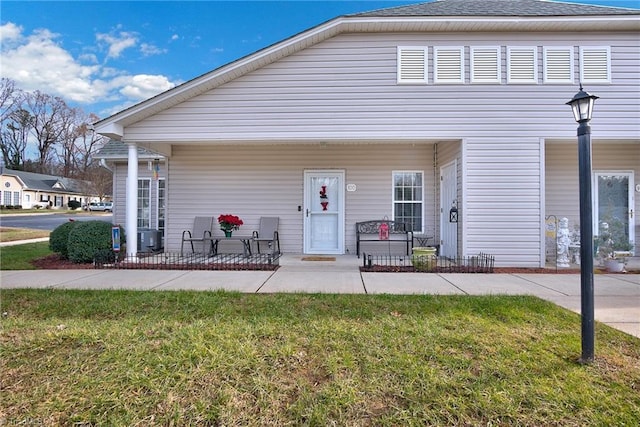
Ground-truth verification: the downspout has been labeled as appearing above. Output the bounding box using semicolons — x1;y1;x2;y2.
433;143;438;239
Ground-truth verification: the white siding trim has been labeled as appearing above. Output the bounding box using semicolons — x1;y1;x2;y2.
471;46;501;84
539;138;546;268
434;46;464;84
543;46;574;84
580;46;611;83
507;46;538;84
397;46;428;84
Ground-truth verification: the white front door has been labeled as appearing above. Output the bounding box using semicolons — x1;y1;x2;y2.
440;160;458;258
304;170;345;254
594;171;635;253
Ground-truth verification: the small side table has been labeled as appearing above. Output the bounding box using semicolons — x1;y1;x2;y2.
413;235;434;247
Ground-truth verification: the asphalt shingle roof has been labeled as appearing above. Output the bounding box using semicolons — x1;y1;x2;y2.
352;0;640;17
1;168;89;194
94;140;164;160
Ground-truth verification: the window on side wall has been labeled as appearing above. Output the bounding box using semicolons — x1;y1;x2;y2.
392;171;423;233
138;178;151;228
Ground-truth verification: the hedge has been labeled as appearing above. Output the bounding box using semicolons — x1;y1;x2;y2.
67;221;126;264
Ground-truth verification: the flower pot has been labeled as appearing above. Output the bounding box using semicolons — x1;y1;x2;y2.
223;230;233;238
604;259;624;273
412;246;437;271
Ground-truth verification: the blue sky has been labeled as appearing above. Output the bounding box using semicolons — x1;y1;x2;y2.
1;0;638;118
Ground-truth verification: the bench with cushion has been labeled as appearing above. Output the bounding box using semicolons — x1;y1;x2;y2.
355;220;413;258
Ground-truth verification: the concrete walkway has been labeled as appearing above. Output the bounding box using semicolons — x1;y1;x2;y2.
1;254;639;338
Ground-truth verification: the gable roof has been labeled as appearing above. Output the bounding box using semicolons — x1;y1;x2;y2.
94;139;165;160
95;0;640;140
1;168;90;194
353;0;640;17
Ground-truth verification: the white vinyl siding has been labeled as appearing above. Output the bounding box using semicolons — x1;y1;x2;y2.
471;47;501;83
580;46;611;83
392;171;424;233
397;47;427;83
434;47;464;84
128;32;638;143
465;137;543;267
507;47;538;83
543;47;574;83
166;144;436;254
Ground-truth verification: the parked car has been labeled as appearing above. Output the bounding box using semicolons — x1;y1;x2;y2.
88;202;113;212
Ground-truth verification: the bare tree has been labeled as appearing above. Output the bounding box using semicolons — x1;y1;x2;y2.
24;91;70;174
1;108;32;169
55;105;82;177
0;78;27;169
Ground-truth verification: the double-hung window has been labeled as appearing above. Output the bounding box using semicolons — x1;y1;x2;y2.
393;171;423;233
138;179;151;228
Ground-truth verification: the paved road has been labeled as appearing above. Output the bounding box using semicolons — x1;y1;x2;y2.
0;213;112;230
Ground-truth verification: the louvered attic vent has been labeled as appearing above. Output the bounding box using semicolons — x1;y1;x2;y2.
397;47;427;83
507;47;538;83
471;47;501;83
544;47;574;83
581;47;611;83
434;47;464;84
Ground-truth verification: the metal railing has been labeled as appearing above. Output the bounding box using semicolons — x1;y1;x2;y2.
362;252;495;273
94;251;280;271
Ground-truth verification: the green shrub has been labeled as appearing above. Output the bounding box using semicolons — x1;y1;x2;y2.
49;221;80;259
68;200;82;210
67;221;126;264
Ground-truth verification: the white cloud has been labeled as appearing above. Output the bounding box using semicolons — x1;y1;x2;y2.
0;22;22;42
117;74;175;100
96;30;138;60
171;34;179;41
140;43;167;57
0;22;177;114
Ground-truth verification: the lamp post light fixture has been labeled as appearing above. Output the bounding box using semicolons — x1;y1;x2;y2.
566;84;599;364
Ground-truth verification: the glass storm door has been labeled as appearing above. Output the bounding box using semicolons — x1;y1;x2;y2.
594;172;635;253
304;170;345;254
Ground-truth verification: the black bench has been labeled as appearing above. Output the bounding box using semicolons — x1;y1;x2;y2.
355;220;413;258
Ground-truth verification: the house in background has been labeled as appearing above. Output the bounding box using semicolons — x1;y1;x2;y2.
0;167;101;209
94;140;167;248
95;0;640;266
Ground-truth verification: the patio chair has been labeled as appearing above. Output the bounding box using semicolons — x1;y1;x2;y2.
181;216;214;255
252;217;280;254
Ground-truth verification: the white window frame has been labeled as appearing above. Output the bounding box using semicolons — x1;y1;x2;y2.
397;46;428;84
392;171;424;234
138;178;151;229
471;46;501;84
434;46;465;84
580;46;611;83
543;46;574;84
507;46;538;84
13;191;21;206
156;178;165;237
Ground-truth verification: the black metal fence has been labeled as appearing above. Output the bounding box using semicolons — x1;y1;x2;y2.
94;251;280;271
361;252;495;273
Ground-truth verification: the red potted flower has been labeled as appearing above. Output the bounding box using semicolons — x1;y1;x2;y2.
218;214;243;237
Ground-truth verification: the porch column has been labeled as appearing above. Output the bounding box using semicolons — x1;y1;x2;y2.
126;143;138;256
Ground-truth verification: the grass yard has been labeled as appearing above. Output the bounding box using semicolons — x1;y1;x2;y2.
1;290;639;426
0;241;52;270
0;227;50;243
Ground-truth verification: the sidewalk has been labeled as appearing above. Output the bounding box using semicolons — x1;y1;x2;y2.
2;254;639;338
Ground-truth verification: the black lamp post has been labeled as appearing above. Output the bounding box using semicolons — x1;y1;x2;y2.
566;84;599;364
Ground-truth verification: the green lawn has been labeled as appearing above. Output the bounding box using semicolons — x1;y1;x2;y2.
0;241;52;270
2;290;638;425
